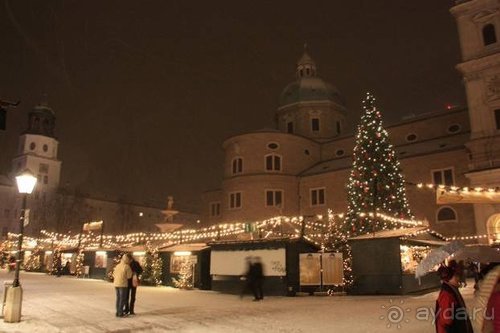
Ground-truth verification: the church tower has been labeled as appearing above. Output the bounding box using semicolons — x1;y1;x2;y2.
451;0;500;242
277;48;347;141
11;100;62;195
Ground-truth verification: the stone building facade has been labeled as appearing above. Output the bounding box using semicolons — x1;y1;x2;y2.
202;0;500;243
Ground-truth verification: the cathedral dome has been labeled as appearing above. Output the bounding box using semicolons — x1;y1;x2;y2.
279;76;345;107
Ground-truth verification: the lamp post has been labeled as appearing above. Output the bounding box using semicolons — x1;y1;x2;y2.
4;169;37;323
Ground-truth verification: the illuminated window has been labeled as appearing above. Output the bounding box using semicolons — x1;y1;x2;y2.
232;157;243;174
229;192;242;209
265;190;283;207
483;24;497;46
310;188;326;206
437;207;457;223
265;154;282;172
432;168;454;186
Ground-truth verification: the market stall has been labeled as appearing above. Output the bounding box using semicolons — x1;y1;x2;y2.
209;237;319;296
348;227;444;295
159;243;211;290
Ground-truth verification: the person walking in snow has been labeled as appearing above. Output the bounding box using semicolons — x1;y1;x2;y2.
251;257;264;301
113;254;133;317
124;253;143;315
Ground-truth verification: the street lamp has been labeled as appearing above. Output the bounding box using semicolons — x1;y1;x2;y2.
4;169;37;323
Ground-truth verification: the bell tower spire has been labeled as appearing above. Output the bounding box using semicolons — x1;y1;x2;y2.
296;43;317;78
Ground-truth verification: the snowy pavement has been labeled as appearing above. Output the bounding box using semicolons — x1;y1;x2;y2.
0;271;476;333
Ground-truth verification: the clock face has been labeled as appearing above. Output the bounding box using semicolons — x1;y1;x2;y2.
30;142;36;150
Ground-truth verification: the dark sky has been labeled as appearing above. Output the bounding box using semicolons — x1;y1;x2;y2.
0;0;465;212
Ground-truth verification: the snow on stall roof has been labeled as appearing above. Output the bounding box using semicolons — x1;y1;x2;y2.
348;227;429;240
159;243;210;252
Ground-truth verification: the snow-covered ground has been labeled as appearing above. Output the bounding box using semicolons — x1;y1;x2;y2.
0;271;476;333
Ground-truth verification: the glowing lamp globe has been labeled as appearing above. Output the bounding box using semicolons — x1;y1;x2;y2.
15;170;37;194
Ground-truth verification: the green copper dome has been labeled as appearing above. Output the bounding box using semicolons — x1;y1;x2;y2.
279;50;345;107
279;76;345;107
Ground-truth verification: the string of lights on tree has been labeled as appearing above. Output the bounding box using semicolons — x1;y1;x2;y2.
345;92;414;236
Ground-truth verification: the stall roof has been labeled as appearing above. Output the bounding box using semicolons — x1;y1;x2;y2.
403;239;448;247
159;243;210;252
208;236;302;246
349;227;430;241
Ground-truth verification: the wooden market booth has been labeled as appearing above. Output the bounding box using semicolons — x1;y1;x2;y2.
348;227;445;295
159;243;211;290
209;237;319;296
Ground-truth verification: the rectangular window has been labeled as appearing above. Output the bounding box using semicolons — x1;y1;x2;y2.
265;190;283;207
229;192;242;209
310;188;326;206
265;154;282;171
311;118;320;132
432;168;455;186
232;158;243;174
39;163;49;174
210;202;221;217
495;109;500;130
336;121;341;134
287;122;294;134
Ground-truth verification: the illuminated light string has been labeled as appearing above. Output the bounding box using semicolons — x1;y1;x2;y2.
412;182;500;194
5;212;488;250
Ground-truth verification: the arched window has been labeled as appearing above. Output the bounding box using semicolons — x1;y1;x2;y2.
487;214;500;244
483;24;497;46
265;154;282;172
436;207;457;223
232;157;243;174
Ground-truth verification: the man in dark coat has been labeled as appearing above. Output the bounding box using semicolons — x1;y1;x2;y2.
125;253;143;315
251;257;264;301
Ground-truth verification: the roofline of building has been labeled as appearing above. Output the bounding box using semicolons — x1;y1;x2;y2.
322;106;468;144
300;145;467;178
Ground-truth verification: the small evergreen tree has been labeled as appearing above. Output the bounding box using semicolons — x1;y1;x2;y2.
172;260;193;289
75;249;84;277
24;246;42;272
141;243;162;286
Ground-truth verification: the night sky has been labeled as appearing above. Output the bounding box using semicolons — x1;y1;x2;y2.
0;1;464;212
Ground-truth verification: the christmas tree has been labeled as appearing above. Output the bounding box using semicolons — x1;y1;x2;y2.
75;249;84;277
140;243;163;286
24;246;42;272
172;260;193;289
50;248;62;275
345;92;413;236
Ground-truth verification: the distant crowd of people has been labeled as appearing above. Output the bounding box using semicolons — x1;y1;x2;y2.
112;253;143;317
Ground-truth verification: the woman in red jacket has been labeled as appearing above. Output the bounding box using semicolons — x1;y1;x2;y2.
435;261;473;333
